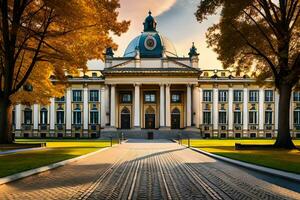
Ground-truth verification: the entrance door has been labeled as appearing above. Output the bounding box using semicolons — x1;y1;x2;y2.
121;108;131;129
145;114;155;129
171;108;180;129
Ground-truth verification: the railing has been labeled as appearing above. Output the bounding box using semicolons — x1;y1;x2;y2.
22;123;33;131
39;124;49;131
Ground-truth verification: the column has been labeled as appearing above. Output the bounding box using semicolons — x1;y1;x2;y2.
259;88;264;134
212;86;218;133
33;104;39;133
15;104;21;136
228;87;233;134
110;85;116;127
49;98;55;135
186;84;192;127
243;87;248;133
192;85;200;128
100;87;106;128
165;84;171;128
159;84;165;127
83;87;89;135
104;85;110;125
134;84;141;128
274;90;279;136
199;87;203;128
66;88;72;135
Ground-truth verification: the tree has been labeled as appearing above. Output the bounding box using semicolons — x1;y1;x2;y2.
0;0;129;144
195;0;299;149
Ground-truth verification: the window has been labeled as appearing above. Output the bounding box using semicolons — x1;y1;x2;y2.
56;110;64;124
203;111;211;124
120;92;132;103
171;93;181;103
265;109;273;124
265;90;274;102
249;90;259;102
24;108;32;124
72;90;82;102
218;90;228;102
294;107;300;125
203;90;212;102
55;96;65;102
233;90;243;102
89;90;99;102
234;111;242;124
40;108;48;124
218;111;227;124
90;109;99;124
73;108;82;124
144;92;156;103
293;91;300;102
249;107;258;124
92;72;97;77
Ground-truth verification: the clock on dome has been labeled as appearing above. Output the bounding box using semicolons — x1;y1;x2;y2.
144;35;157;50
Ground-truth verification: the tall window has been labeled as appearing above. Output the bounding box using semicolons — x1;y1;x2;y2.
265;90;274;102
120;92;132;103
265;108;273;124
90;108;99;124
218;111;227;124
249;90;259;102
56;109;64;124
203;90;212;102
72;90;82;102
293;91;300;102
218;90;228;102
24;108;32;124
234;109;242;124
203;111;211;124
294;107;300;125
233;90;243;102
73;108;82;124
144;92;156;103
89;90;99;102
249;107;258;124
40;108;48;124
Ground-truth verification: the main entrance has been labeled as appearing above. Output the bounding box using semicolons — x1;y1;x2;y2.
121;108;131;129
145;107;155;129
171;108;180;129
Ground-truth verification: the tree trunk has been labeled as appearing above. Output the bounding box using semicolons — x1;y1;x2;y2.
0;96;14;144
274;83;295;149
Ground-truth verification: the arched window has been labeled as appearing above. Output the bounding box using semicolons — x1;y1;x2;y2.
249;106;258;124
40;108;48;125
121;107;130;114
294;107;300;125
56;107;64;124
234;107;242;125
24;108;32;124
73;107;82;124
145;106;155;114
265;107;273;125
90;106;99;124
171;108;180;114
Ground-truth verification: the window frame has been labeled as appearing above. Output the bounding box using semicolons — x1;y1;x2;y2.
249;90;259;102
264;90;274;102
203;90;212;102
144;92;156;103
233;90;243;102
218;90;228;102
120;92;132;103
72;90;82;102
89;90;99;102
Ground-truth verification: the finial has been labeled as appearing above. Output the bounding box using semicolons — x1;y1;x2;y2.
148;10;152;15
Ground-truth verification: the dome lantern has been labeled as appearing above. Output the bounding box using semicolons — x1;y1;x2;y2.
143;11;157;32
188;42;199;59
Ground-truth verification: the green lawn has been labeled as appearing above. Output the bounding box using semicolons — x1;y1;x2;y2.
0;139;114;178
182;139;300;174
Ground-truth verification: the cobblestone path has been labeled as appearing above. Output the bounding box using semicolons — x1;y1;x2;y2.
0;140;299;200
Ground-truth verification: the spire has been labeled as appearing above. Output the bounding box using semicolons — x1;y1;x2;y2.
188;42;199;58
104;47;114;57
143;10;157;32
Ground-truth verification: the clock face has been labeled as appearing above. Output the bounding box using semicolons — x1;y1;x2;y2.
144;35;157;50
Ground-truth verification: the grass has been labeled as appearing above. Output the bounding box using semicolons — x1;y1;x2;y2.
0;139;115;178
182;139;300;174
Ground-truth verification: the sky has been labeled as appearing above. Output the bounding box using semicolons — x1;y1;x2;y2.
88;0;222;70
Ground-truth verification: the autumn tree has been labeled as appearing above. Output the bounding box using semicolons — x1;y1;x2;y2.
195;0;299;149
0;0;129;144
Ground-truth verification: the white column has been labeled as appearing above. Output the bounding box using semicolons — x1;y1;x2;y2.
100;88;106;128
15;104;21;131
83;87;89;133
274;90;279;135
228;87;233;131
110;85;116;127
243;87;248;131
259;88;264;131
186;84;192;127
192;85;200;128
66;88;72;133
104;85;110;125
199;88;203;127
134;84;140;128
160;84;165;127
50;98;55;133
33;104;39;132
212;86;218;131
165;84;171;128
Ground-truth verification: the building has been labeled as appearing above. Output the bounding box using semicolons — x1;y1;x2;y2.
13;12;300;139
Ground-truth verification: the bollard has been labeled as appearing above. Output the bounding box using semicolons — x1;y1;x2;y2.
110;136;113;147
188;137;190;148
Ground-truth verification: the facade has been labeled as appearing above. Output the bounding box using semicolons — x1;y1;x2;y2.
13;12;300;139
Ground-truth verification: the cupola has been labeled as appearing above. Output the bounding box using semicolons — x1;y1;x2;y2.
143;11;157;32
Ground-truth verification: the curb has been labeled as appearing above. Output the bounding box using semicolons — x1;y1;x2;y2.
0;147;110;185
0;147;45;155
189;147;300;183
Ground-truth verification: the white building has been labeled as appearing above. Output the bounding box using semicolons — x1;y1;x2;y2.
13;12;300;139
